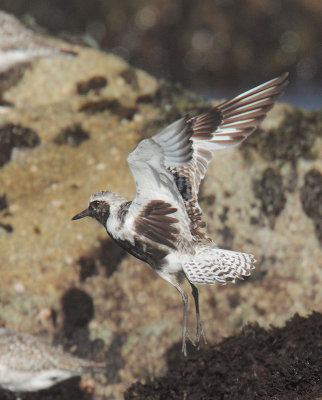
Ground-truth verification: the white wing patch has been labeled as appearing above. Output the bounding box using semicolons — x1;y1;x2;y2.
127;138;181;203
127;138;193;239
183;246;256;285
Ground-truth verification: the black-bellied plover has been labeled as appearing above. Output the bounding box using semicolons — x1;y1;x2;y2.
72;73;289;355
0;11;76;74
0;327;104;393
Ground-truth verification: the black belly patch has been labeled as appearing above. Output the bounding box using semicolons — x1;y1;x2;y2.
112;236;168;268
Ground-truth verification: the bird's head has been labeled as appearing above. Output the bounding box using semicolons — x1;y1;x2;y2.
72;191;112;227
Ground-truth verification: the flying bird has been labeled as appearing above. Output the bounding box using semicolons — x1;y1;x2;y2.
72;73;289;355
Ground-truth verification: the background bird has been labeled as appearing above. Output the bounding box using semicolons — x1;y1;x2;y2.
72;73;289;355
0;11;76;74
0;327;105;394
0;11;76;111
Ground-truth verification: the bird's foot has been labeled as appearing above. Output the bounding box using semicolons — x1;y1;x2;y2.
196;320;207;350
182;329;196;356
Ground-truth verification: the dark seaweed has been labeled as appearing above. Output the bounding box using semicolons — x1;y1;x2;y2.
125;312;322;400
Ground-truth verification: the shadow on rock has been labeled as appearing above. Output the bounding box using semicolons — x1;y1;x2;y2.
54;288;105;363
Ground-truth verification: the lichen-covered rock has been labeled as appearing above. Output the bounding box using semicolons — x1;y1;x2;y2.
0;123;40;166
300;168;322;244
253;167;286;227
0;39;320;400
54;124;90;147
241;108;322;162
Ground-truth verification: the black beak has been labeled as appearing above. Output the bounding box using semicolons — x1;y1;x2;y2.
60;49;78;56
72;208;90;220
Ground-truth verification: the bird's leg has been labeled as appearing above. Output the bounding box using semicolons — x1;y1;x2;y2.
189;282;207;349
174;284;195;356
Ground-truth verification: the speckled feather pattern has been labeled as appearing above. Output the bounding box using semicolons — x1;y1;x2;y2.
0;328;103;373
183;245;256;285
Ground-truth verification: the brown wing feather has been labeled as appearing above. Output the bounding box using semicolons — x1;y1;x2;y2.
188;109;223;139
135;200;179;249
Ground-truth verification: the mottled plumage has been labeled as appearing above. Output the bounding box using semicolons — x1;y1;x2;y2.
0;328;104;393
72;73;289;355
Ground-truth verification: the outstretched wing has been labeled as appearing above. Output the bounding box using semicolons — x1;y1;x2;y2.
152;73;289;237
127;73;288;242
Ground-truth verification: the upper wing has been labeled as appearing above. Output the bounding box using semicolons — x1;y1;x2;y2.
127;73;288;241
152;73;289;237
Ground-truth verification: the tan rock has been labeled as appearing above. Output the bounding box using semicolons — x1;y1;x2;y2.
0;41;321;399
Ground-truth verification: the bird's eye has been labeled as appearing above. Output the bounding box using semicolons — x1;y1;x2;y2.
90;201;100;209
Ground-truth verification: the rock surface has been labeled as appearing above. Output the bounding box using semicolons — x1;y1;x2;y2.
0;40;321;400
125;312;322;400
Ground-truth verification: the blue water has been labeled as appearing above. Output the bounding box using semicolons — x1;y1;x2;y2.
203;81;321;111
